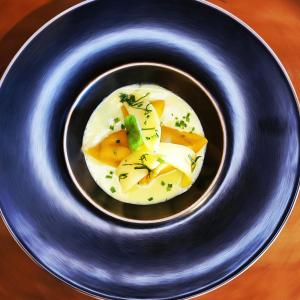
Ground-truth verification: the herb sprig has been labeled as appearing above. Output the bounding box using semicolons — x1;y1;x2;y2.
120;93;153;127
119;93;150;112
139;154;149;164
119;173;128;180
189;154;201;171
122;163;152;175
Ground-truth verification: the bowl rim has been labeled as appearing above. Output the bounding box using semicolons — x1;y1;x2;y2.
0;0;299;299
63;61;228;224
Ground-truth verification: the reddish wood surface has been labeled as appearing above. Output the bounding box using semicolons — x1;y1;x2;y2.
0;0;299;299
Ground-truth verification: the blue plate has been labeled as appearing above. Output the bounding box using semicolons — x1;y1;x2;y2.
0;0;299;299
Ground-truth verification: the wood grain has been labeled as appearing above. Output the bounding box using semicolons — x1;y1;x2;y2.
0;0;299;299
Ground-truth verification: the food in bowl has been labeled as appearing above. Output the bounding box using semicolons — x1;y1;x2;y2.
82;84;207;204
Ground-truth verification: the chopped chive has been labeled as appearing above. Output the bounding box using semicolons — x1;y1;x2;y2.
119;173;128;180
189;155;201;171
122;162;151;175
110;186;116;193
175;120;187;129
114;117;120;123
142;127;155;130
146;137;151;140
121;124;125;129
109;125;114;130
157;157;165;163
148;197;154;201
161;181;166;186
105;175;113;179
166;183;173;191
190;127;195;133
115;139;120;144
139;154;149;163
186;113;191;122
109;171;113;175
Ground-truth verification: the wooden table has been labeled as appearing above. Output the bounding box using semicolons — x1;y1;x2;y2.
0;0;299;299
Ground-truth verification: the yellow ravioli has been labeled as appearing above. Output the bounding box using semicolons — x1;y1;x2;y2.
116;146;160;192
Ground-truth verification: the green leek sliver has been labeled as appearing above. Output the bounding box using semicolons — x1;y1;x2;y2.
124;114;143;151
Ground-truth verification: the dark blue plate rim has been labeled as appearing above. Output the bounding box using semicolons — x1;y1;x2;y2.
0;0;299;299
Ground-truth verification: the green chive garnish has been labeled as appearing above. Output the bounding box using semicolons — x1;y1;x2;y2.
166;183;173;191
175;120;187;129
119;173;128;180
142;127;155;131
186;113;191;122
